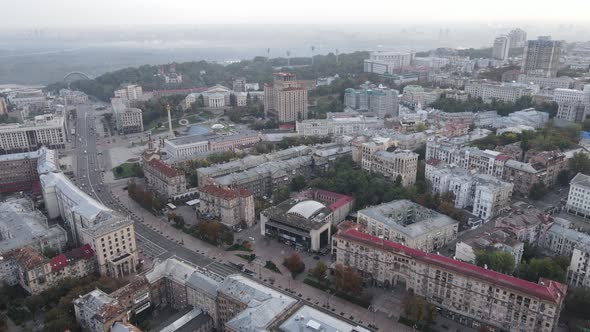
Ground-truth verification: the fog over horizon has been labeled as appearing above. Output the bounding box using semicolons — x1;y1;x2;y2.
1;0;590;84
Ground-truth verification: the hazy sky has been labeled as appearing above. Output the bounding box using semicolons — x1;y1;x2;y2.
3;0;590;28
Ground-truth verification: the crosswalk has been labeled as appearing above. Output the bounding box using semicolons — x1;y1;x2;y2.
135;232;168;258
204;261;242;278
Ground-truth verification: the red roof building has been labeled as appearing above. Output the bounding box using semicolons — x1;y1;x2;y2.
333;225;567;331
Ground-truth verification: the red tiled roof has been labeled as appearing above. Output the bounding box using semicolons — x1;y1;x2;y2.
310;189;354;211
425;158;442;166
50;244;94;272
146;159;180;178
5;247;46;270
496;154;510;161
200;185;253;200
337;227;566;303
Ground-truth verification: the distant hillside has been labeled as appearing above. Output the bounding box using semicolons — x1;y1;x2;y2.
48;51;370;101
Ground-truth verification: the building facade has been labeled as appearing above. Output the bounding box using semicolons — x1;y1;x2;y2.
264;72;308;123
143;158;187;198
333;225;567;332
0;114;66;153
566;172;590;218
521;37;562;78
198;185;255;229
493;36;510;61
361;149;418;186
464;82;539;103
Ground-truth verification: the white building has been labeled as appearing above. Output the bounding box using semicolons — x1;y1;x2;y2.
508;28;527;48
111;98;144;134
567;246;590;288
472;173;514;221
465;82;539;103
114;84;143;101
361;149;418;186
516;74;573;89
364;51;414;74
40;171;138;277
357;199;459;252
412;57;450;69
163;130;260;161
566;172;590;218
493;36;510;61
296;113;384;136
0;113;66;153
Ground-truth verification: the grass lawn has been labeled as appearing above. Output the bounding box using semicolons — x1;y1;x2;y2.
264;260;282;274
226;243;253;252
112;163;140;180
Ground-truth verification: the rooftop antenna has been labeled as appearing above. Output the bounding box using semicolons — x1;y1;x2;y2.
311;46;315;66
286;50;291;67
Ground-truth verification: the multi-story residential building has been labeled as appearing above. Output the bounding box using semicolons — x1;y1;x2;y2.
344;84;399;118
425;161;513;219
294;188;355;224
74;289;128;332
296;112;383;136
464;81;539;103
363;51;414;74
1;244;94;295
164;130;260;160
412;57;450;69
521;37;562;78
0;97;7;115
540;218;590;257
455;229;524;266
472;173;514;221
333;225;567;332
401;85;443;107
0;113;66;153
197;144;351;197
143;158;187;198
567;246;590;288
260;198;333;251
508;28;527;48
503;160;547;197
7;89;48;110
357;200;459;252
0;197;67;254
59;89;89;105
111;98;144;134
553;87;588;122
114;84;143;101
566;172;590;218
361;149;418;186
0;146;58;193
198;185;255;229
40;171;137;277
517;75;573;89
232;77;246;92
494;204;553;243
264;72;308;123
493;36;510;61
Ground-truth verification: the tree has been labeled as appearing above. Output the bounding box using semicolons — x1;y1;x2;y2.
402;295;437;326
42;247;59;258
273;185;291;203
557;169;570;187
475;250;515;274
528;181;548;200
564;288;590;319
334;264;362;295
569;152;590;176
309;261;328;283
291;175;307;191
114;166;124;175
283;253;305;277
517;257;566;283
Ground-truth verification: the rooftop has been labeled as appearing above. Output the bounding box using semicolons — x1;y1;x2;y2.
262;198;332;231
50;244;94;272
219;274;297;331
157;307;212;332
337;227;566;303
571;172;590;188
277;305;371;332
358;200;458;238
4;246;47;269
147;159;181;178
0;197;66;253
199;185;253;200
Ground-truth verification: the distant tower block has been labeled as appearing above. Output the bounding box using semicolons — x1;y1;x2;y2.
166;104;174;137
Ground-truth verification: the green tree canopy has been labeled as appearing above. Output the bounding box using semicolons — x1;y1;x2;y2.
475;250;515;274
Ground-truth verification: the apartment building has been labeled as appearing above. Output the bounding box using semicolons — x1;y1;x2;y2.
357;200;459;252
517;75;573;89
7;89;48;110
363;51;414;74
333;225;567;332
40;171;137;277
0;113;66;153
59;89;89;105
464;82;539;103
74;289;129;332
0;245;94;295
197;144;351;197
143;158;187;198
412;56;450;69
114;84;143;101
0;197;67;254
455;229;524;265
401;85;443;107
494;205;553;243
198;185;255;229
509;28;527;48
111;98;144;134
521;37;562;78
0;146;58;193
567;246;590;288
541;219;590;257
361;149;418;186
296;113;383;136
0;97;6;115
566;173;590;218
164;130;260;161
264;72;308;123
425;161;513;220
493;36;510;61
344;84;399;118
503;152;567;197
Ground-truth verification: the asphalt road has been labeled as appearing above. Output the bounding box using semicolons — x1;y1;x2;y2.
72;104;240;278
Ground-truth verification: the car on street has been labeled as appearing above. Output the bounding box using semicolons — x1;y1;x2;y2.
313;255;320;260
